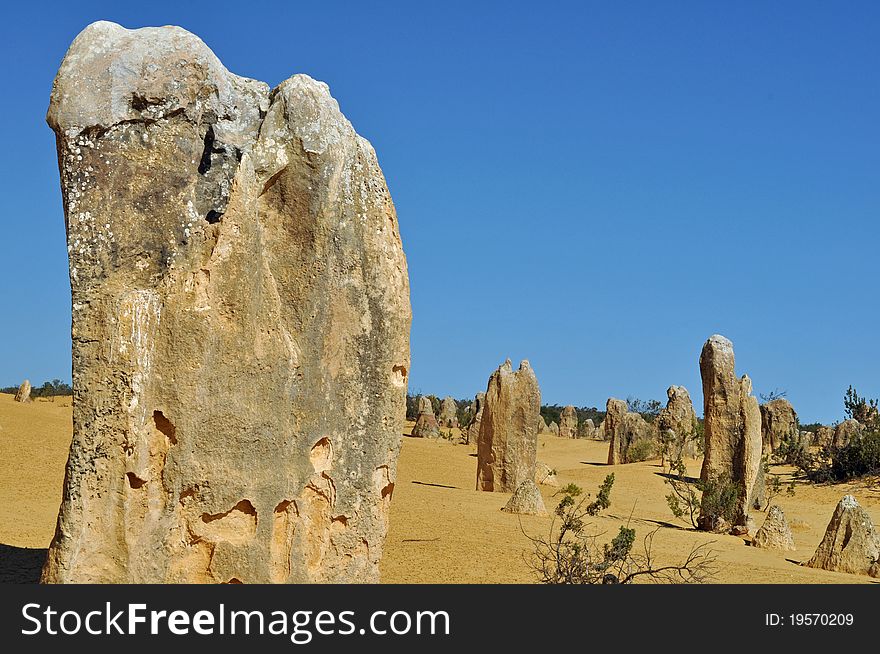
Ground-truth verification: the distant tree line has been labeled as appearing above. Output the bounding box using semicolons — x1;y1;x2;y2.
1;379;72;398
540;404;605;428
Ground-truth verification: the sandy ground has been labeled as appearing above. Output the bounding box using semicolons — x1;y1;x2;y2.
1;394;877;583
382;423;880;583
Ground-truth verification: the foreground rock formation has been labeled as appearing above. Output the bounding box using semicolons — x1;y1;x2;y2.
605;398;656;464
698;335;762;532
411;396;440;439
558;405;578;438
14;380;31;403
501;480;547;516
656;385;697;459
438;396;458;428
753;505;795;551
476;360;540;493
804;495;880;578
759;398;798;454
42;22;411;583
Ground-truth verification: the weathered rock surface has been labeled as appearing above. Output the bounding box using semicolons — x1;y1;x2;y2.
534;461;559;487
814;425;834;448
548;421;559;436
536;415;549;434
760;398;799;454
438;396;458;428
804;495;880;578
411;396;440;439
698;335;762;532
42;22;411;584
476;360;540;493
501;480;547;516
753;505;795;551
558;405;578;439
605;398;656;464
656;385;697;459
14;380;31;403
416;396;433;415
466;392;485;445
833;419;863;448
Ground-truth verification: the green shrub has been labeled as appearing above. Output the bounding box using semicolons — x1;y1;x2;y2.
627;439;655;462
585;474;614;516
823;431;880;481
772;436;815;470
529;476;715;584
696;474;742;531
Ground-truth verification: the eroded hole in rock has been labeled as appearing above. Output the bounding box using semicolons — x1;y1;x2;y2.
131;92;161;112
392;364;408;378
153;410;177;445
198;125;216;174
373;465;394;501
199;499;258;545
225;578;243;584
205;210;223;224
310;437;333;473
126;472;146;489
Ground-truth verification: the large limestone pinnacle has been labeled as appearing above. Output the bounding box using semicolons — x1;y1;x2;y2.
476;360;540;493
698;335;762;531
42;22;411;583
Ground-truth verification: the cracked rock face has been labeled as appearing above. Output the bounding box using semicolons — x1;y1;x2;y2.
698;335;762;532
42;21;411;583
476;360;540;493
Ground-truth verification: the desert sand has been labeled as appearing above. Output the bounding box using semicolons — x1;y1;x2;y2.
0;394;877;583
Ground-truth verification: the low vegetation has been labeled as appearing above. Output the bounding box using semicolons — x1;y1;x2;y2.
528;474;716;584
663;455;741;531
774;386;880;483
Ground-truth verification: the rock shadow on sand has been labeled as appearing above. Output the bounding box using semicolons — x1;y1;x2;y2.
0;544;46;583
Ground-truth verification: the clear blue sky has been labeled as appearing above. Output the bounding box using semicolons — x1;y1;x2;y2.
0;1;877;424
